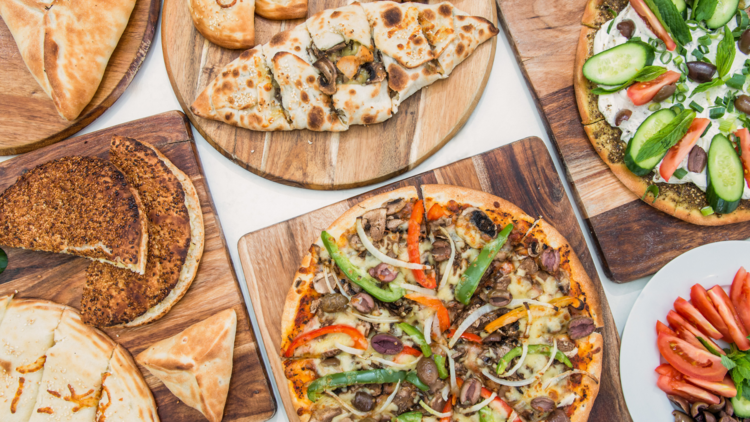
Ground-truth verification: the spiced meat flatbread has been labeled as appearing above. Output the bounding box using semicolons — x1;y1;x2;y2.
0;156;148;274
82;136;204;327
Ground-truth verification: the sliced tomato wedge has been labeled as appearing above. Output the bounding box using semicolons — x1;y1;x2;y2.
666;310;724;354
673;323;712;352
707;286;750;351
736;129;750;188
630;0;676;51
691;284;731;339
657;374;721;404
730;267;750;333
656;363;683;378
657;334;727;382
627;70;681;106
660;119;712;181
686;375;738;398
674;296;723;339
657;320;677;337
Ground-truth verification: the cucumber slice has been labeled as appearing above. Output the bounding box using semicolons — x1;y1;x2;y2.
733;395;750;418
706;0;740;28
706;134;744;214
671;0;687;15
624;109;677;176
583;42;655;86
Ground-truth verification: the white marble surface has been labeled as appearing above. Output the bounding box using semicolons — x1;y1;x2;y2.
0;10;653;422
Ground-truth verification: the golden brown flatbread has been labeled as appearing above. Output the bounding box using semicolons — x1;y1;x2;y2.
188;0;255;49
255;0;306;20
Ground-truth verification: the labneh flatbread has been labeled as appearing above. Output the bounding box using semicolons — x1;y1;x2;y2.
306;2;371;51
97;345;160;422
82;136;205;327
0;299;66;421
191;46;292;132
137;309;237;422
255;0;306;20
188;0;255;49
0;0;136;120
29;307;116;422
0;156;149;274
362;2;434;69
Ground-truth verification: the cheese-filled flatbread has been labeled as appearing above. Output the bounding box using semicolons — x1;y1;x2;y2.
362;2;434;69
29;307;116;422
137;309;237;422
188;0;255;49
0;0;136;120
264;23;314;66
191;46;293;131
415;2;456;59
307;3;371;51
332;81;392;126
383;54;443;113
279;185;604;422
434;10;499;77
0;299;66;422
96;345;160;422
255;0;306;20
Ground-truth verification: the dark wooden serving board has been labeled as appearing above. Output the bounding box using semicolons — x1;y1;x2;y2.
495;0;750;282
0;111;276;422
237;137;631;422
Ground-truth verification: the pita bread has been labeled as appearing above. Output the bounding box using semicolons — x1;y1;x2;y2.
382;54;442;113
272;52;348;131
306;2;372;51
362;2;434;69
191;46;293;131
188;0;255;49
96;345;160;422
0;156;149;275
0;299;66;421
255;0;306;20
332;81;392;126
137;309;237;422
28;307;116;422
82;137;205;327
0;0;136;120
435;10;499;77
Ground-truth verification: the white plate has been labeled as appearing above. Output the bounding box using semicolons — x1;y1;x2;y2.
620;240;750;422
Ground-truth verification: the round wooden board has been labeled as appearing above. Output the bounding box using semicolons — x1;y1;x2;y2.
162;0;497;190
0;0;160;155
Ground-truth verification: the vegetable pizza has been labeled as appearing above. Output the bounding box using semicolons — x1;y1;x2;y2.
280;186;605;422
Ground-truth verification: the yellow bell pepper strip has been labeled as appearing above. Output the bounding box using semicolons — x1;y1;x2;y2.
404;294;450;332
321;231;405;302
398;322;432;357
484;296;582;333
283;325;367;358
307;369;406;401
455;224;514;305
408;200;436;289
495;344;573;374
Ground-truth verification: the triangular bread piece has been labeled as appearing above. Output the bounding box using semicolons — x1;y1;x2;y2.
435;9;499;76
82;137;205;327
0;156;148;274
96;345;160;422
0;0;136;120
362;2;434;69
137;309;237;422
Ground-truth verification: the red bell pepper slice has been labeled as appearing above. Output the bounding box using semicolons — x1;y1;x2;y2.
628;70;681;106
404;294;450;332
730;267;750;334
666;310;724;354
447;328;483;343
708;286;750;350
440;397;452;422
394;345;422;363
630;0;676;51
674;296;723;340
408;200;436;289
427;203;449;221
686;375;738;398
657;374;721;404
691;284;731;339
456;378;520;421
283;325;368;357
657;320;677;337
660;119;711;181
735;129;750;188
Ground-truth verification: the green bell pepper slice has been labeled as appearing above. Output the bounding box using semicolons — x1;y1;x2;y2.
479;406;495;422
433;354;448;380
406;371;430;392
456;224;514;305
395;412;423;422
496;344;573;375
398;322;432;358
307;369;406;402
321;231;405;302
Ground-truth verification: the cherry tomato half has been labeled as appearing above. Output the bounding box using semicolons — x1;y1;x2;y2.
627;71;681;106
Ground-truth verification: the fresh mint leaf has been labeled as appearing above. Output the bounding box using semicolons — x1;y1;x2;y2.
737;363;750;380
644;0;691;45
691;78;725;97
636;110;697;162
591;66;667;95
722;354;738;370
717;25;736;78
694;0;718;22
744;380;750;401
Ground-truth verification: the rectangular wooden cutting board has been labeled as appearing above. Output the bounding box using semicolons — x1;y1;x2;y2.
0;111;276;422
238;137;631;422
496;0;750;282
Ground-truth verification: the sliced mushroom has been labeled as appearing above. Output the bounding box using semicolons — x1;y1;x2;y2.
386;219;405;231
673;411;695;422
469;209;497;238
385;198;407;215
310;407;343;422
327;41;348;53
320;294;348;313
362;209;387;241
314;57;337;96
692;403;709;418
349;234;365;252
308;43;324;60
312;272;334;294
548;409;571;422
708;398;726;414
431;240;451;262
528;240;542;257
363;61;387;84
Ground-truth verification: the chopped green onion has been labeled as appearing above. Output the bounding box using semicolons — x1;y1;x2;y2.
673;168;688;179
743;68;750;75
679;73;687;83
727;74;747;90
716;97;726;106
660;51;673;64
693;49;705;59
690;101;705;113
719;116;738;133
698;35;712;46
649;103;662;111
677;83;689;93
642;185;660;204
676;93;687;102
680;62;689;74
745;59;750;68
701;206;715;216
671;104;685;114
699;45;710;54
728;99;736;113
710;107;726;119
675;56;685;65
702;122;713;137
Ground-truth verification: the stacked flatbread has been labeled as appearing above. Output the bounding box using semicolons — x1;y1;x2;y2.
0;295;159;422
191;1;498;131
0;0;136;120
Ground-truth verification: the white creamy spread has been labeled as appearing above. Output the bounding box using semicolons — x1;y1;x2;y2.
595;5;750;199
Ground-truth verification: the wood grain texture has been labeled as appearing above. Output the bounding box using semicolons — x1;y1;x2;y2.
238;137;630;422
0;111;276;422
0;0;160;155
496;0;750;282
162;0;497;190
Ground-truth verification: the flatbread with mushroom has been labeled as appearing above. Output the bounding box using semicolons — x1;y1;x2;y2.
361;1;434;69
279;185;604;422
433;9;499;77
